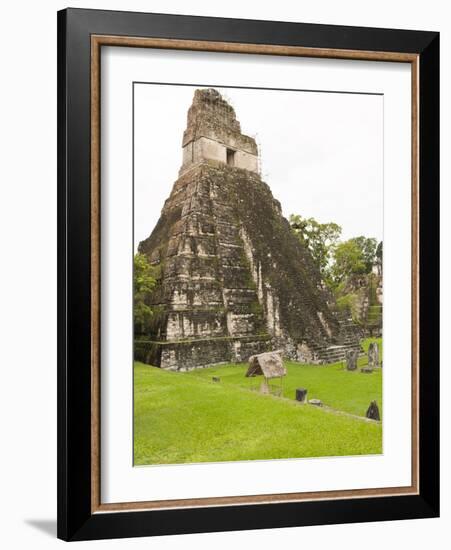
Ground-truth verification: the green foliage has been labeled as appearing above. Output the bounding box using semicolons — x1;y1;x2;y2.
336;292;358;314
367;273;379;302
367;304;383;327
351;236;378;273
331;240;366;284
289;214;342;280
134;253;157;335
374;240;383;275
289;214;379;293
134;358;382;465
134;337;162;365
376;240;383;261
330;236;377;286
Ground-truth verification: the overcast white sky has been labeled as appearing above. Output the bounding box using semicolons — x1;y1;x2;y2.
134;84;383;251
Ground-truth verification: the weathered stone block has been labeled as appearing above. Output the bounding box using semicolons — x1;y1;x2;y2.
308;399;323;406
295;388;308;402
366;400;381;421
346;349;359;371
368;341;380;368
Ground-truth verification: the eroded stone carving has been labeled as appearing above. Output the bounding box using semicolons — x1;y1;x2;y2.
366;400;381;421
368;341;380;368
346;349;359;371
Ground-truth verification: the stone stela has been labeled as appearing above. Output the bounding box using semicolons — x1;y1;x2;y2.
368;341;380;368
346;349;359;371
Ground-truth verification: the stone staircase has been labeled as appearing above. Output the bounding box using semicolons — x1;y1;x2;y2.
309;310;363;364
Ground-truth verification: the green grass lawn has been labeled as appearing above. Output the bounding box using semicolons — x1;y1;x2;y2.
186;338;382;419
134;339;382;466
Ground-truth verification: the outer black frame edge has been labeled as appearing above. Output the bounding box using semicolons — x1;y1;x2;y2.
57;8;69;542
64;6;437;52
418;33;440;516
57;7;440;542
69;495;437;542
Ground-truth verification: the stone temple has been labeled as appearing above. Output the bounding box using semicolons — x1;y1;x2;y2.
137;88;361;370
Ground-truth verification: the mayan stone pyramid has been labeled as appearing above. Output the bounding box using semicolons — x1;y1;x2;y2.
137;89;360;370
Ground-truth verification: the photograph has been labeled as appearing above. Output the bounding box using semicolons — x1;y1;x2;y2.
133;84;384;466
52;5;440;542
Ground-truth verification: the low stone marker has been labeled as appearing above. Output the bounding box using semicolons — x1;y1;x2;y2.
368;342;380;368
212;376;220;383
295;388;308;402
366;400;380;421
345;349;359;371
360;367;373;374
308;398;323;407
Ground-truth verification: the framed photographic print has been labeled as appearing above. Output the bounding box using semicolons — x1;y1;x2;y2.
57;8;439;541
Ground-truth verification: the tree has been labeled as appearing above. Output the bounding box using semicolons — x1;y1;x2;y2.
289;214;342;280
331;239;366;284
330;236;378;285
374;241;383;276
376;241;383;262
134;253;157;334
350;236;378;273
